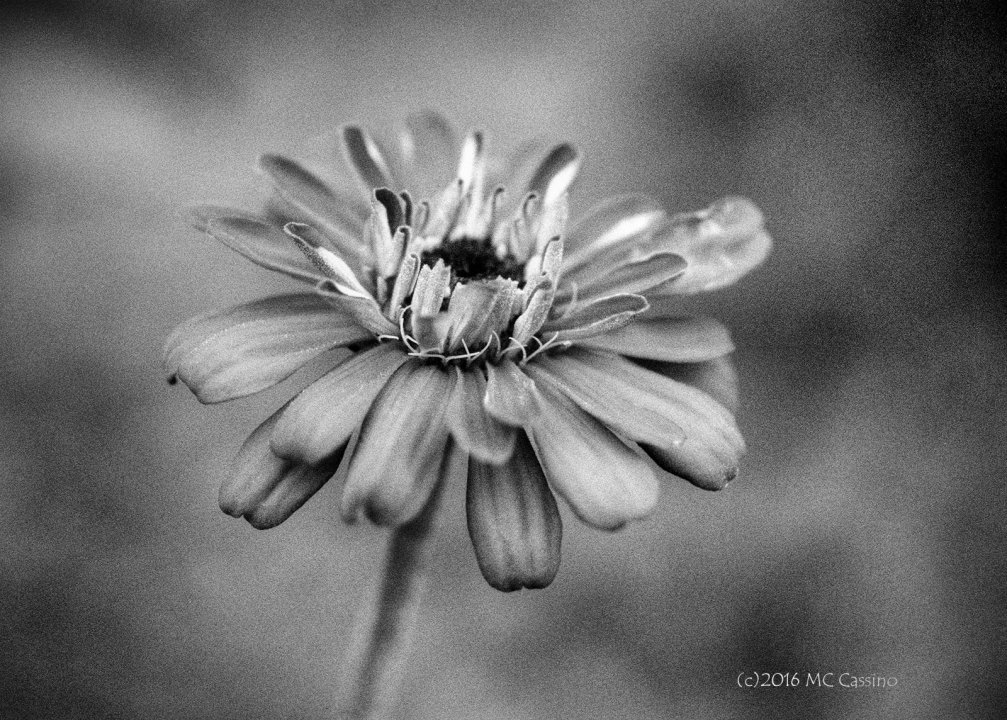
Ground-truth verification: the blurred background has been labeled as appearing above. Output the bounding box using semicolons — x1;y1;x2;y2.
2;1;1004;718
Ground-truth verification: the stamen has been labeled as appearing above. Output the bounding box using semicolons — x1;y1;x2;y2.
522;333;559;364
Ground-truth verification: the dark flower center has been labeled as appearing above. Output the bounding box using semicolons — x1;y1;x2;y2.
420;237;524;284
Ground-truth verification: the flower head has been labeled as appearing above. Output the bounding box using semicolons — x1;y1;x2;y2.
165;111;770;591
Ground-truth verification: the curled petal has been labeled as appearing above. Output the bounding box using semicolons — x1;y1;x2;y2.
270;343;408;465
576;316;734;362
286;223;372;300
220;404;344;529
191;207;319;283
341;363;456;525
528;384;658;530
467;432;561;591
511;274;554;346
165;294;371;404
368;189;406;278
447;367;517;465
656;196;771;294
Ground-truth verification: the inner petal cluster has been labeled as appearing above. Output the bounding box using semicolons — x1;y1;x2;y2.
295;130;578;366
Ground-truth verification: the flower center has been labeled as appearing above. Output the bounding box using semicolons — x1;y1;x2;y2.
419;237;525;285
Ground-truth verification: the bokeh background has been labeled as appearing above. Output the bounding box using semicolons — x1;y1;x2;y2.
2;1;1004;718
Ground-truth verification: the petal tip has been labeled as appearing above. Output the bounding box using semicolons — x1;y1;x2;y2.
486;573;557;593
218;485;246;519
245;509;284;530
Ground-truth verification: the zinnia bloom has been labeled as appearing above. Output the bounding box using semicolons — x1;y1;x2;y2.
165;111;770;591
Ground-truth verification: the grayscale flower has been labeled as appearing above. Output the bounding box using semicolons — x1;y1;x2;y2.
165;111;771;591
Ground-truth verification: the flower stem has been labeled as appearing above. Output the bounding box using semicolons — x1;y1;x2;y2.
335;482;446;719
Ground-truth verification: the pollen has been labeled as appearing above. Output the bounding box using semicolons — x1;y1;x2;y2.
419;237;525;285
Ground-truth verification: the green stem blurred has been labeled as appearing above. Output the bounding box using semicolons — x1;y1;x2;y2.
335;482;445;719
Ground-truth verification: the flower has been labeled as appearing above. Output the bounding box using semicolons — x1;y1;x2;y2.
165;111;771;591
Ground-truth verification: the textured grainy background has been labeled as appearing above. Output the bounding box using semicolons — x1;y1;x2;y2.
2;1;1004;718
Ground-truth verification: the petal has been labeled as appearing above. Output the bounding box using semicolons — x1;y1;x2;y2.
257;154;365;260
540;235;564;286
340;363;456;525
655;196;771;294
534;197;568;263
455;130;485;199
530;349;744;464
525;349;687;448
367;189;405;278
441;278;519;353
635;356;740;414
447;367;518;465
191;206;320;283
529;349;745;491
269;343;409;465
341;125;398;191
165;294;371;404
467;432;562;591
219;404;344;529
642;431;744;492
487;138;551;193
484;359;544;426
423;178;465;238
511;273;555;345
575;316;734;362
387;252;420;313
399;111;458;198
554;251;687;308
528;384;658;531
409;260;452;319
526;143;581;205
316;279;398;336
284;223;373;300
541;293;649;342
561;194;666;264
